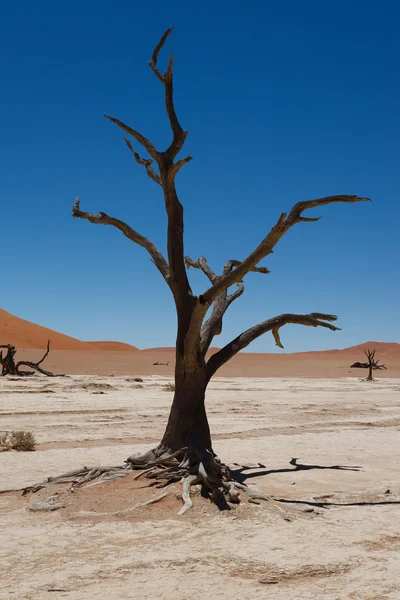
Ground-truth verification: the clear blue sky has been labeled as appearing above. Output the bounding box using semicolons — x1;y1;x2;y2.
1;1;399;352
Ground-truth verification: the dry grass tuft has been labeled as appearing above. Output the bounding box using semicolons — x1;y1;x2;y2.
0;432;9;451
0;431;37;452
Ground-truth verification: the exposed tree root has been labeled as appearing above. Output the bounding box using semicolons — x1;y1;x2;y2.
178;475;200;515
113;491;169;515
21;465;130;494
28;495;66;512
17;444;307;520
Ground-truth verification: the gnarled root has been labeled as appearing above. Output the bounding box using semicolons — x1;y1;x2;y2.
127;442;301;518
178;474;200;515
28;495;65;512
21;464;131;494
19;443;305;519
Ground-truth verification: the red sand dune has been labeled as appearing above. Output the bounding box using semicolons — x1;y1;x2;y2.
141;347;177;353
143;347;220;354
292;341;400;360
1;308;399;377
0;308;99;351
337;341;400;358
87;341;139;352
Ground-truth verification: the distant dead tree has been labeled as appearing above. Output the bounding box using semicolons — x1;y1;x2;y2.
351;349;387;381
0;341;57;377
28;29;369;511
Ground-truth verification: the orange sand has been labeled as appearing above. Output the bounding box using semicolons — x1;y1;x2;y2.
87;341;139;352
0;308;98;351
1;308;399;377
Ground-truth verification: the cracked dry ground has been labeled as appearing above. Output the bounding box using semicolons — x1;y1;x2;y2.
1;376;400;599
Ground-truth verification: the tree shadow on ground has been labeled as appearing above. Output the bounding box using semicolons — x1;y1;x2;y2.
230;457;362;484
230;459;400;509
275;497;400;509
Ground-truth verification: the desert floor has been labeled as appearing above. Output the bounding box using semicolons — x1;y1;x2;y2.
1;375;400;599
15;347;400;378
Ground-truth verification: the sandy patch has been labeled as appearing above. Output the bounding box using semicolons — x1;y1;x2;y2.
1;376;400;599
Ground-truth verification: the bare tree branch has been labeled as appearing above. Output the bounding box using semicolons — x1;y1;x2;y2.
184;256;241;353
223;260;270;279
72;198;170;282
206;313;340;378
105;29;189;168
200;283;245;355
148;27;188;161
169;156;193;180
34;340;51;367
101;30;192;306
226;283;245;305
184;256;218;283
144;28;192;302
16;341;56;376
123;138;161;186
104;115;159;161
149;28;174;81
200;195;370;305
185;256;269;283
183;255;270;354
199;260;247;354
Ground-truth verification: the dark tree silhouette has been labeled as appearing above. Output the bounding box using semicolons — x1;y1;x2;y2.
23;29;369;512
351;348;387;380
0;341;57;377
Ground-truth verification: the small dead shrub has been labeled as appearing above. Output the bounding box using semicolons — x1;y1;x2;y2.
8;431;37;451
163;383;175;392
0;432;9;451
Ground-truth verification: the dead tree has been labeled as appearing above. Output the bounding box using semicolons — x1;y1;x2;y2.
351;349;387;381
0;341;57;377
29;29;369;511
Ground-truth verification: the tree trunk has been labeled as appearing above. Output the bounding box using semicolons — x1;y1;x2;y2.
367;362;373;381
161;359;211;453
